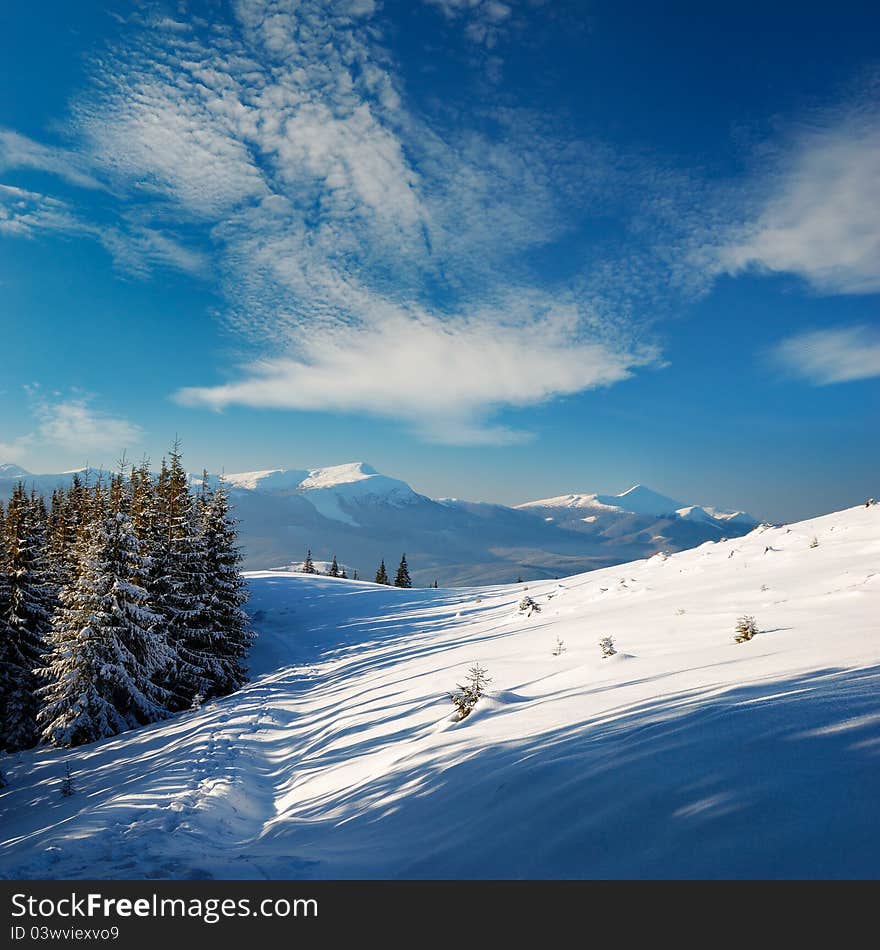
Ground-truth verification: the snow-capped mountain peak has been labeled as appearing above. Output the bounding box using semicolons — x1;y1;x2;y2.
0;463;31;477
221;462;422;528
223;469;310;492
518;484;686;517
298;461;381;490
603;484;685;517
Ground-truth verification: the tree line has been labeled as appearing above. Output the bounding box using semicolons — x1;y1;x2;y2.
0;444;253;751
299;549;420;588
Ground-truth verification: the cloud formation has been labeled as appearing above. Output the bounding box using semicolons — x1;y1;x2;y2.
0;130;103;190
0;390;144;466
179;295;656;443
31;393;144;454
0;184;79;237
424;0;516;48
5;2;875;445
770;325;880;385
720;107;880;295
3;0;658;443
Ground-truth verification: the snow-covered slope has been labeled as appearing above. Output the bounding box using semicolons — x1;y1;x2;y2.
1;503;878;879
0;462;761;584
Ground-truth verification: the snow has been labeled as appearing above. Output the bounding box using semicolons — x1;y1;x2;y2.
517;492;619;511
608;483;685;516
1;502;878;879
222;469;310;492
297;461;380;489
518;483;755;523
220;462;421;527
0;463;31;477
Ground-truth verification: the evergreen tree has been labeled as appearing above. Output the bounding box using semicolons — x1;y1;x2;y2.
129;459;155;543
47;489;73;589
375;559;389;585
302;549;316;574
0;484;53;751
38;501;168;747
394;553;412;588
328;555;340;577
151;444;213;710
199;480;254;697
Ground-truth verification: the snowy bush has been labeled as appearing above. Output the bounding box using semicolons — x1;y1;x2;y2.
599;636;616;658
552;636;565;656
450;663;492;720
519;596;541;616
734;615;758;643
810;537;819;549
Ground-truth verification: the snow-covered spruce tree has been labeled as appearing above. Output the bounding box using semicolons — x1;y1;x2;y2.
149;444;214;711
47;489;74;591
733;615;758;643
0;483;53;751
302;548;316;574
394;553;412;588
328;555;340;577
129;459;156;543
37;492;168;748
599;636;617;658
375;559;390;585
198;479;254;697
519;595;540;616
450;663;492;720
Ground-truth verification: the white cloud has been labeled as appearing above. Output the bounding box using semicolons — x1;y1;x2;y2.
177;296;655;442
424;0;516;48
0;435;34;464
0;391;144;467
770;325;880;385
720;111;880;295
99;224;210;278
0;184;80;237
2;0;681;445
0;130;103;190
32;394;144;454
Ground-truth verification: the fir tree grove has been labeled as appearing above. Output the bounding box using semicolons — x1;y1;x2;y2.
0;447;255;750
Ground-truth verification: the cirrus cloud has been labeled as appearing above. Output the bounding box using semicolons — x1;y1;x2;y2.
720;106;880;295
769;325;880;385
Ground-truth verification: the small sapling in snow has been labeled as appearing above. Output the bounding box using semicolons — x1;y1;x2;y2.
599;636;617;658
60;762;75;797
450;663;492;720
734;615;758;643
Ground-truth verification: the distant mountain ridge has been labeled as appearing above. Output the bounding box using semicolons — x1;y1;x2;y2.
0;460;760;585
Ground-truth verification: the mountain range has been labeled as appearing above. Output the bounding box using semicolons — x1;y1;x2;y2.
0;461;760;585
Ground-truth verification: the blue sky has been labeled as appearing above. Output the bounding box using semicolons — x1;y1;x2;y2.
0;0;878;520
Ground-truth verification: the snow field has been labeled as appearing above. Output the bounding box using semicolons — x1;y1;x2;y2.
1;504;878;879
